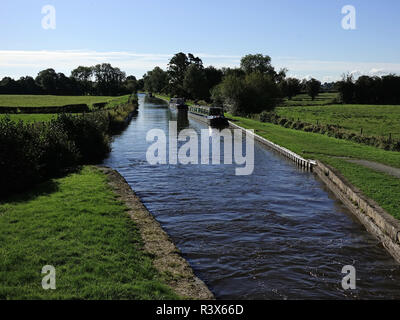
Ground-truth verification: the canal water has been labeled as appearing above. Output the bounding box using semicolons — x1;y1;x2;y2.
104;94;400;299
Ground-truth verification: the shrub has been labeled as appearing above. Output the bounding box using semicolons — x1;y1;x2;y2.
0;117;42;194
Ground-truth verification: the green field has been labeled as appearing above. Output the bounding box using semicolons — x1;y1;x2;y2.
0;114;58;122
0;166;179;300
0;95;117;107
281;92;338;107
0;95;132;123
227;113;400;219
276;104;400;139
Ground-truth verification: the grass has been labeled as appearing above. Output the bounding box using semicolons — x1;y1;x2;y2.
0;95;133;123
103;95;131;109
281;92;338;107
0;166;180;300
0;114;58;123
226;113;400;219
276;104;400;139
0;95;117;108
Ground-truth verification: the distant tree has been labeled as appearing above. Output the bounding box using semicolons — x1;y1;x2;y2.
212;72;280;116
71;66;94;95
306;78;321;100
144;67;168;94
35;69;59;94
167;52;190;97
280;78;301;99
166;52;205;97
17;76;40;94
336;74;355;103
56;73;75;95
137;78;145;91
221;67;245;78
204;66;223;100
354;75;381;104
240;54;286;82
212;74;245;115
93;63;126;96
188;53;203;67
240;54;273;75
125;75;138;93
381;74;400;104
183;64;208;101
0;77;20;94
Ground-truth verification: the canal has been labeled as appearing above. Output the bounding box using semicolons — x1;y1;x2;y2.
104;94;400;299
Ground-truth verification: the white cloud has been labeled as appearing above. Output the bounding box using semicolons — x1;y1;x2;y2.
0;50;399;81
0;50;241;79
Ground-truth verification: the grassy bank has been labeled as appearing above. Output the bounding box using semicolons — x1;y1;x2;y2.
276;104;400;139
0;94;138;196
0;166;180;300
227;114;400;219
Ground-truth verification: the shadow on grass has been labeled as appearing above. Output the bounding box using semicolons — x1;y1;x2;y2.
0;166;83;205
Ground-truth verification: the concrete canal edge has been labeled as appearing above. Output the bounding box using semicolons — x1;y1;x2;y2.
314;161;400;263
229;121;400;264
229;121;316;169
96;166;215;300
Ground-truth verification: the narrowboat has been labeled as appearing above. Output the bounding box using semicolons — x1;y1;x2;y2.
188;105;229;127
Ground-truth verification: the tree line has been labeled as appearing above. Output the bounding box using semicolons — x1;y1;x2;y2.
336;74;400;104
142;52;324;116
0;63;138;96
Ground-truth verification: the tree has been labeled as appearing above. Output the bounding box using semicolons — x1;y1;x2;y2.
221;67;245;78
280;78;301;99
167;52;204;97
0;77;20;94
93;63;126;96
244;72;281;114
17;76;40;94
35;69;58;94
125;75;138;93
306;78;321;100
183;64;208;101
354;75;381;104
336;74;355;103
144;67;168;93
204;66;223;100
137;78;144;92
56;72;76;95
240;54;286;83
71;66;93;95
212;74;245;115
167;52;190;97
212;72;281;116
240;54;273;75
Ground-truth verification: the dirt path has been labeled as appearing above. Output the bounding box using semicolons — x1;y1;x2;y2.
347;159;400;179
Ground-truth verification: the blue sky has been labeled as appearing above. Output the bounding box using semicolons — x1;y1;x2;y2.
0;0;399;81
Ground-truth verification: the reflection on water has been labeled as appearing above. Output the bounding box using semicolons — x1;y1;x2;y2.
104;94;400;299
